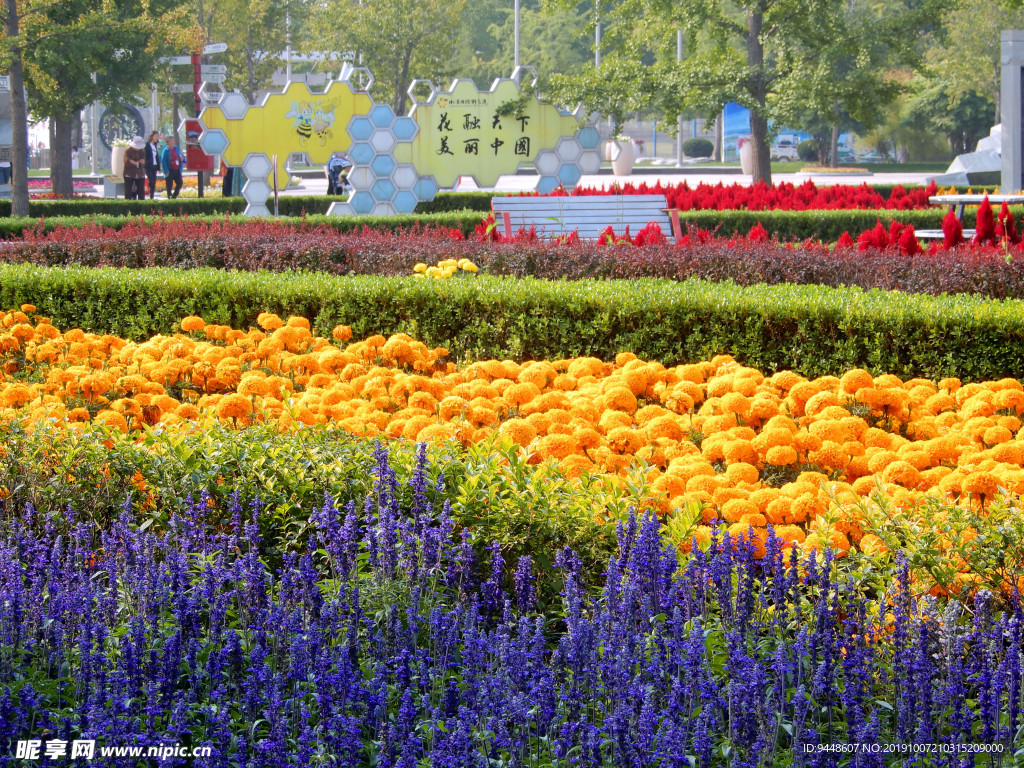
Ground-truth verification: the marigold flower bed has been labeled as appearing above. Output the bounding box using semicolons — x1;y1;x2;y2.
4;305;1024;562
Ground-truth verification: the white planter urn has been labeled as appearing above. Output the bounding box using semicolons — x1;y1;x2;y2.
739;140;754;175
110;146;126;178
608;139;635;176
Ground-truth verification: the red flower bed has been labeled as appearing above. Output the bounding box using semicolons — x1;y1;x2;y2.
523;179;939;211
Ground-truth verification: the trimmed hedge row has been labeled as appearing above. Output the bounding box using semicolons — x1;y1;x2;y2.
1;264;1021;380
0;191;499;218
676;208;953;240
0;208;960;242
9;184;993;219
0;210;487;238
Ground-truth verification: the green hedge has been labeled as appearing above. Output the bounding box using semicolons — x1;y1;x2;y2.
0;191;499;218
0;210;487;238
7;184;992;220
1;264;1022;380
678;208;957;240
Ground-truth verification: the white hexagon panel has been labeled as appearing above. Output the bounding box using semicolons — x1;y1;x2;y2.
333;77;601;217
198;75;374;216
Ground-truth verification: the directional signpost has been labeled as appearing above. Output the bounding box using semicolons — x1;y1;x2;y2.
200;65;227;75
201;74;226;84
203;42;228;54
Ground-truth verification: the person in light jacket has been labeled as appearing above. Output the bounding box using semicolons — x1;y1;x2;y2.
124;135;147;200
161;136;185;199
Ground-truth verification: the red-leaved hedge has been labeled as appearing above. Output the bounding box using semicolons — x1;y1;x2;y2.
7;213;1024;299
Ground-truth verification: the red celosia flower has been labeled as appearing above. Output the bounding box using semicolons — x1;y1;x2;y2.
942;209;965;249
748;222;770;242
974;196;997;245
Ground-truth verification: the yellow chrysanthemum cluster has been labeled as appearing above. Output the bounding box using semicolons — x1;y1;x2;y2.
4;306;1024;560
413;258;478;278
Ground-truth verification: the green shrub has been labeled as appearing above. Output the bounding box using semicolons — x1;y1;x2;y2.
0;210;487;238
0;207;957;242
797;139;819;162
682;138;714;159
0;420;626;596
678;208;950;240
0;191;501;218
3;264;1024;379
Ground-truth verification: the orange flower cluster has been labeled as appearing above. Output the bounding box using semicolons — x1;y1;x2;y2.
2;306;1023;559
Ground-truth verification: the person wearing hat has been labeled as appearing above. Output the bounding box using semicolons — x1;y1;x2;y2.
124;135;147;200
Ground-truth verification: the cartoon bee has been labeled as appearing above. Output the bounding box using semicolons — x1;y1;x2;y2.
312;104;337;146
286;101;314;142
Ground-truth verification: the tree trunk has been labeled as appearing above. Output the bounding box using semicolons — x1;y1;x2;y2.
830;123;840;169
50;116;74;197
746;7;771;185
395;47;413;115
6;0;29;217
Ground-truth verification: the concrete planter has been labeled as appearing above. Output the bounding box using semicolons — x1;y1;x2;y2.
110;146;126;178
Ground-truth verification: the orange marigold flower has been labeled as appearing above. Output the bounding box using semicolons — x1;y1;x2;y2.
217;394;253;421
962;471;1001;503
765;445;798;466
180;316;205;333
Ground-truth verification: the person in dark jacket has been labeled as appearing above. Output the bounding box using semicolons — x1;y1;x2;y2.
161;136;185;199
124;135;147;200
144;132;161;199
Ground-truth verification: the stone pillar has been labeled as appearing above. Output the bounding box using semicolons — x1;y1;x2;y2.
1001;30;1024;192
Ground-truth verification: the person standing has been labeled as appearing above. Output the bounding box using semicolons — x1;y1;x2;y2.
124;135;147;200
161;135;185;199
144;132;161;199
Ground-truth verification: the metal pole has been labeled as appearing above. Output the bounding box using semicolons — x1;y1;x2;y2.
595;13;601;68
90;73;98;174
513;0;520;70
150;85;158;135
285;11;292;81
676;29;683;167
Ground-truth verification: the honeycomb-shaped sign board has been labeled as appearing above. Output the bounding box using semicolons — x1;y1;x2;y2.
407;78;582;189
199;79;373;215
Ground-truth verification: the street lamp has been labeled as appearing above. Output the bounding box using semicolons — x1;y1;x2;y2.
514;0;520;70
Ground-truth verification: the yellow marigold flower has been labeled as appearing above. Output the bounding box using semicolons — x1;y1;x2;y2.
180;316;206;333
257;313;284;331
962;470;1001;503
721;439;756;465
721;498;758;523
0;384;35;408
504;382;542;407
536;433;576;460
839;368;874;394
19;304;35;313
499;418;537;447
332;325;353;342
606;426;645;455
765;445;798;466
413;263;428;273
460;260;478;273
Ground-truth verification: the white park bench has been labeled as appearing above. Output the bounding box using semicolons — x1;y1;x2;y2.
491;194;682;241
913;193;1024;240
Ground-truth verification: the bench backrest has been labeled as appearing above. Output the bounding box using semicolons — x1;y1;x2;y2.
492;194;674;241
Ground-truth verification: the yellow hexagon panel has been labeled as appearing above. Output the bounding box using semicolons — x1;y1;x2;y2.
200;81;373;184
409;79;580;189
